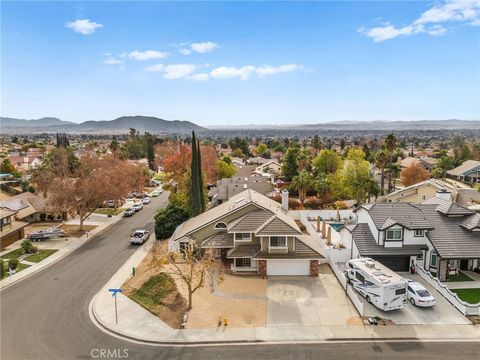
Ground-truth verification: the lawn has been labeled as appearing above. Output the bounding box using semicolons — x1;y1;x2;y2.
129;273;177;312
1;262;30;279
0;248;25;260
446;271;474;282
451;288;480;304
94;208;125;216
24;249;58;263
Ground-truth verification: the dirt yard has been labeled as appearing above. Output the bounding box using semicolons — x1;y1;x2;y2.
122;246;267;329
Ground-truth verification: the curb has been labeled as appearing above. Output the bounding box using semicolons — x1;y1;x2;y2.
0;217;121;292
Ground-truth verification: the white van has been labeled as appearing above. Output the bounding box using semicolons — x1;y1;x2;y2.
345;258;407;311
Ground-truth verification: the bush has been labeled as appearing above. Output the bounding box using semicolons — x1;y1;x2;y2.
0;261;5;278
288;198;303;210
8;258;19;270
21;240;38;255
304;196;323;210
155;203;189;240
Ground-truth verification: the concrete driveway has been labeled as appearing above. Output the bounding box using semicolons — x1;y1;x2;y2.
266;264;359;326
359;273;470;325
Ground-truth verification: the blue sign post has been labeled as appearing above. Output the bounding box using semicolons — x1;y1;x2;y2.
108;288;122;324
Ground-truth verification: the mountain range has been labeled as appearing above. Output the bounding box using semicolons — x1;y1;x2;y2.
1;116;205;134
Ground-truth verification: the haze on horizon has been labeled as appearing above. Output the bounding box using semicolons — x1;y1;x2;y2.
1;1;479;126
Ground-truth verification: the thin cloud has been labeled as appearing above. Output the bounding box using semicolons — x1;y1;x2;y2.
128;50;169;61
65;19;103;35
359;0;480;42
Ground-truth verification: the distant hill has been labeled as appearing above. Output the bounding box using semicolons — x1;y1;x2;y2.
1;117;73;127
1;115;205;134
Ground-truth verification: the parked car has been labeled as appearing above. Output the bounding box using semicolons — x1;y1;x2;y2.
103;199;124;208
406;280;436;307
151;190;160;197
132;203;143;212
142;197;151;205
123;208;136;217
130;230;150;245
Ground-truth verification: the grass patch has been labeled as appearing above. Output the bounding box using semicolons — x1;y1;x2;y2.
94;208;125;216
0;248;25;260
24;249;58;263
451;288;480;304
129;273;176;313
446;271;474;282
1;262;30;279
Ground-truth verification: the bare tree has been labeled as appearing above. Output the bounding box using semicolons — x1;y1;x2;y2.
149;242;224;311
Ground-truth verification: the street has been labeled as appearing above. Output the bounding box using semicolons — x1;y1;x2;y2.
1;191;479;360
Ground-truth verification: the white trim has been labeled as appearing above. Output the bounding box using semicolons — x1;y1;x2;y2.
234;232;251;242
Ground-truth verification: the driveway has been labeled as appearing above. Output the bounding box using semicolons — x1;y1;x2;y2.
267;264;360;326
359;273;470;325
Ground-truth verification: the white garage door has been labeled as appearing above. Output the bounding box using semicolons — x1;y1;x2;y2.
267;260;310;276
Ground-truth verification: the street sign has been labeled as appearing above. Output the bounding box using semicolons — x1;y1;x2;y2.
108;288;122;296
108;288;122;324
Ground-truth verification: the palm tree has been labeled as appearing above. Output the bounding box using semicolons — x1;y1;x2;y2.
375;149;389;195
292;170;312;203
386;162;401;193
385;133;398;163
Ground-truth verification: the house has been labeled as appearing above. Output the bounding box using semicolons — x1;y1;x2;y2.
339;197;480;281
247;157;271;165
381;179;453;203
169;189;324;276
208;175;274;206
253;160;282;177
447;160;480;183
0;208;28;250
399;156;437;172
0;192;65;222
7;155;42;173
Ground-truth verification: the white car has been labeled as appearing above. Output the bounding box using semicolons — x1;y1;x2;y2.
406;280;436;307
130;230;150;245
142;197;151;205
132;203;143;212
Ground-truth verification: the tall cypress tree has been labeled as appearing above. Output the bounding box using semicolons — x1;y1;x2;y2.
197;140;206;212
190;131;201;216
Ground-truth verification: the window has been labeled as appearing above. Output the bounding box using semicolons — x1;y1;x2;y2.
414;229;424;237
214;222;227;229
235;258;251;267
385;229;402;241
430;250;438;268
355;271;365;283
269;236;287;247
395;288;406;295
235;233;251;241
421;195;427;200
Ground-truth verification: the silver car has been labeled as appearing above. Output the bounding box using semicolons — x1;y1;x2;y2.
130;230;150;245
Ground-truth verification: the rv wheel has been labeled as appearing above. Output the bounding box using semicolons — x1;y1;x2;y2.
366;296;371;303
410;298;415;306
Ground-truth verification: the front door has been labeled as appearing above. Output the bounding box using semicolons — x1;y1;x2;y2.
460;259;469;271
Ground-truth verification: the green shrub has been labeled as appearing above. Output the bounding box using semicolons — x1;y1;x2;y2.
21;240;38;255
0;261;5;278
154;203;189;240
8;258;19;270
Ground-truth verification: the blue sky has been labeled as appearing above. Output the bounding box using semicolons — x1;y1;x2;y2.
1;1;479;126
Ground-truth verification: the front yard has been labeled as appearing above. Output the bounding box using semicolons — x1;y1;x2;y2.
451;288;480;304
446;271;474;282
94;208;125;216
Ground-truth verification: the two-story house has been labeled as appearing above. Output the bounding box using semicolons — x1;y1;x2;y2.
169;189;323;276
447;160;480;183
339;199;480;281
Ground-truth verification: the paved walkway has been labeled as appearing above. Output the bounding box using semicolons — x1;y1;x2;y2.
446;271;480;289
0;213;122;290
91;244;480;344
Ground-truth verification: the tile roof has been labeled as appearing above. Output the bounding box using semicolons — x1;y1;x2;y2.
348;223;426;256
227;210;273;232
435;202;475;216
360;203;434;230
201;232;234;248
255;216;302;236
460;213;480;231
227;244;261;258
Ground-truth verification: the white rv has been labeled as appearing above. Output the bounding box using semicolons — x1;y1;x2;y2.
345;258;407;311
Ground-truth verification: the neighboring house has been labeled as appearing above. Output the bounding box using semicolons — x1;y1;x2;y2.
247;157;271;165
0;208;28;250
7;155;42;173
209;175;274;206
339;198;480;281
169;189;324;276
447;160;480;183
253;160;282;177
456;188;480;207
381;179;453;203
0;192;65;222
399;156;437;172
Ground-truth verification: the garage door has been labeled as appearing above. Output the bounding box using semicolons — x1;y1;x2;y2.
371;256;410;271
267;260;310;276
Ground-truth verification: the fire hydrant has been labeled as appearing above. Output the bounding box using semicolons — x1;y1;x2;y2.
224;318;228;327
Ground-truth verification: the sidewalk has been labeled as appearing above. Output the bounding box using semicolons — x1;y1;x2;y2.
0;213;122;291
91;242;480;344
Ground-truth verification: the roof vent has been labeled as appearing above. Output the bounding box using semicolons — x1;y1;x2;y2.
365;260;375;268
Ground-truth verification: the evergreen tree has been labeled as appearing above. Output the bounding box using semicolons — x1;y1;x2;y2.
197;140;206;212
190;131;201;216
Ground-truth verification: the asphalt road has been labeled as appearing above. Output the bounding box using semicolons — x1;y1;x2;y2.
1;192;479;360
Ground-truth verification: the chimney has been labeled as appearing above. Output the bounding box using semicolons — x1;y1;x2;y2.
436;189;451;202
281;189;289;211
